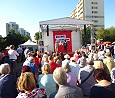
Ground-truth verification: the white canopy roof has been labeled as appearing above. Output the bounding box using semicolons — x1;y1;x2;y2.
39;17;93;30
20;39;37;46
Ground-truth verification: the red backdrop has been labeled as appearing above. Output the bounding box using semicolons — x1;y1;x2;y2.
53;30;72;53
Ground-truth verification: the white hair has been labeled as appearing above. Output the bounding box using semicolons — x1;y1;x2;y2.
53;67;67;85
0;63;10;74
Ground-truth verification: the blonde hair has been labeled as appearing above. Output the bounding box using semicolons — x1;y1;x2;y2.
53;67;67;85
18;72;36;92
0;63;10;74
42;64;51;74
62;62;71;73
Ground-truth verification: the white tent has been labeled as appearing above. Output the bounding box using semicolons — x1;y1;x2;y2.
20;40;37;51
20;39;37;46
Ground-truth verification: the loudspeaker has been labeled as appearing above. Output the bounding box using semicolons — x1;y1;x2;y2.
84;25;86;35
46;25;49;36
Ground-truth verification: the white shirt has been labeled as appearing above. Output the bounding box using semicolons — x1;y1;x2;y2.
8;49;19;60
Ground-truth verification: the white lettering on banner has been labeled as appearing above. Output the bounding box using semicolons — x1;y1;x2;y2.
55;35;70;42
55;35;66;39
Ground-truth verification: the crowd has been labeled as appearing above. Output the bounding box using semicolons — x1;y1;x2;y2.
0;43;115;98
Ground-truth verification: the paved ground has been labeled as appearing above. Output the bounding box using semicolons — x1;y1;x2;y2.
16;62;23;77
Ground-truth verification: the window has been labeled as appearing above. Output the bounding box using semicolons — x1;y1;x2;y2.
92;11;98;14
91;2;98;4
92;6;98;9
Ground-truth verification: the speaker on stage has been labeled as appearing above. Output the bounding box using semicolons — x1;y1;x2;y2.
47;25;49;36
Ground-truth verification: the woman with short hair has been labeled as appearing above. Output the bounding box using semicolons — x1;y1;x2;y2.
0;63;18;98
62;62;77;86
38;64;56;98
89;68;115;98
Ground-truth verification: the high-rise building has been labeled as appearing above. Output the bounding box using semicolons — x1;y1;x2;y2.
6;22;30;37
70;0;104;31
18;28;30;37
6;22;19;35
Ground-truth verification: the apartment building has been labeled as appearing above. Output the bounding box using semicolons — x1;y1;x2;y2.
18;28;30;36
6;22;19;35
6;22;30;37
70;0;104;31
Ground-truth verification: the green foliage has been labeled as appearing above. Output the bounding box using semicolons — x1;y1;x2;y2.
34;31;42;44
3;29;30;49
96;27;115;42
82;26;91;45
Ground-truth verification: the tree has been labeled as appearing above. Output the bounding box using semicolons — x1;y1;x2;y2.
96;27;115;42
81;26;91;45
34;31;41;44
0;35;5;50
4;29;30;48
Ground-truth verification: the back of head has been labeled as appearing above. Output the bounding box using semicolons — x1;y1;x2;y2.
70;57;76;62
42;64;51;74
86;58;94;65
106;52;111;57
93;54;98;60
53;67;67;85
27;57;34;63
62;62;71;73
0;63;10;74
18;72;36;92
21;66;31;73
64;54;70;59
94;68;110;81
10;45;15;49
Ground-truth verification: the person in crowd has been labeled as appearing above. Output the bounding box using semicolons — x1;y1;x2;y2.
0;52;11;65
24;47;30;59
110;67;115;83
41;54;49;67
23;56;39;83
54;56;62;66
0;63;18;98
36;51;42;70
103;52;115;74
89;68;115;98
17;46;23;63
53;67;84;98
74;50;81;62
59;52;65;61
33;52;40;69
77;52;86;68
62;54;70;64
17;72;46;98
69;57;80;78
78;59;96;98
93;54;104;69
98;49;105;61
62;62;77;86
38;64;56;98
21;65;31;73
8;45;19;77
48;55;60;74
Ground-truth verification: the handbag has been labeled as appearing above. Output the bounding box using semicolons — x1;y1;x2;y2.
81;69;94;84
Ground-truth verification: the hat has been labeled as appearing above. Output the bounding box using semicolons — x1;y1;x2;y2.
64;54;70;59
5;46;10;50
70;57;76;61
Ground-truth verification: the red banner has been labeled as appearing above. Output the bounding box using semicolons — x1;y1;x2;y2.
53;30;72;53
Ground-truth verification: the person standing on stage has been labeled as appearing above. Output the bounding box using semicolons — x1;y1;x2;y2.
63;39;68;53
55;41;59;55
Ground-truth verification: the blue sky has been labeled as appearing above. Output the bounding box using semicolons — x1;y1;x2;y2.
0;0;115;39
